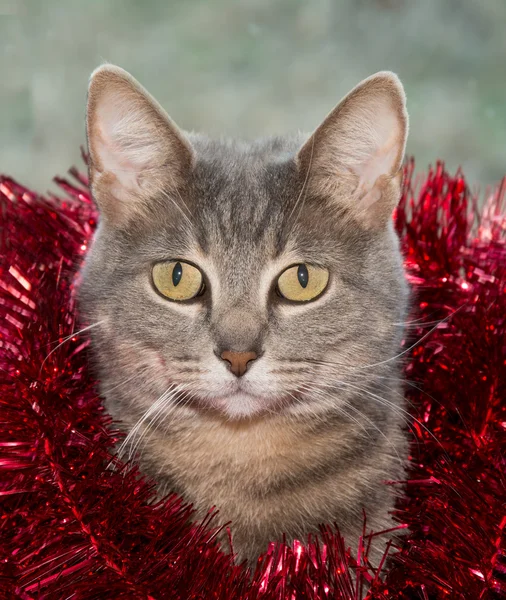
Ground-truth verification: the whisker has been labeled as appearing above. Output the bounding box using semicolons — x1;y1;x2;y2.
289;385;370;435
394;318;457;329
302;363;420;413
301;303;466;374
138;388;192;456
331;379;450;458
101;366;150;395
127;384;189;461
351;304;467;370
287;133;314;226
392;311;447;326
116;383;177;460
296;382;403;461
40;320;105;374
159;185;193;228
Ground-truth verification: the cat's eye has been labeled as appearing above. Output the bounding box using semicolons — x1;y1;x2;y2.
277;264;329;302
152;261;204;301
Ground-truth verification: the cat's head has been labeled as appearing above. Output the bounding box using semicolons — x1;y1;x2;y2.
79;64;409;420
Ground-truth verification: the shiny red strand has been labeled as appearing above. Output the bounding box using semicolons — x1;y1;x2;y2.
0;159;505;599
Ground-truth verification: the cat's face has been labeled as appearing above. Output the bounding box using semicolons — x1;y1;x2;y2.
79;65;409;420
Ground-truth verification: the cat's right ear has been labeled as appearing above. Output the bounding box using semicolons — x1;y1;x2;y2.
297;72;408;229
86;64;193;224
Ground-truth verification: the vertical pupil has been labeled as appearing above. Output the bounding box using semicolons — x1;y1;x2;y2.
297;264;309;288
172;262;183;287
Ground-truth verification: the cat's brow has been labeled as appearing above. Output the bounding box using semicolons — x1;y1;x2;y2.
287;133;314;227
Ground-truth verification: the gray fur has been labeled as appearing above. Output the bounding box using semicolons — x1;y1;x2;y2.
79;78;410;566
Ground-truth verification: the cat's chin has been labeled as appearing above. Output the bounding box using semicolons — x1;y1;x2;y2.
199;391;290;420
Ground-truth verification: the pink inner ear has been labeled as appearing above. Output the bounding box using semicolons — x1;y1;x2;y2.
356;185;383;211
92;88;158;187
93;124;148;203
95;131;142;194
350;98;402;189
356;137;399;197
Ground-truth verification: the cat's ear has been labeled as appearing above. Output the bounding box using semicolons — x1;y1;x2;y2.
297;72;408;228
86;64;193;224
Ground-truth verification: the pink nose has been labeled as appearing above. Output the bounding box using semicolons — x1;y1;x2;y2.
220;351;258;377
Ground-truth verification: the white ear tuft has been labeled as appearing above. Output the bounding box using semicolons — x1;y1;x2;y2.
86;64;193;223
297;72;408;227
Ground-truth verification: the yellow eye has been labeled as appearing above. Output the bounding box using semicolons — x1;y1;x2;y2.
152;261;204;301
277;264;329;302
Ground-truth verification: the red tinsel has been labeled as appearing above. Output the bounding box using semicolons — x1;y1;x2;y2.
0;159;505;599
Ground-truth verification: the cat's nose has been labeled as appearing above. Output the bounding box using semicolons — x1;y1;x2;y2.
220;350;258;378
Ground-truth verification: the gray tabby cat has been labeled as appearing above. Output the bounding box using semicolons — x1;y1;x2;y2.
78;64;410;567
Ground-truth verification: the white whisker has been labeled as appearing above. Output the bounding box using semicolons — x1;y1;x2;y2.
101;367;150;395
138;388;192;457
127;384;187;461
287;133;314;226
301;304;465;376
40;320;105;374
295;382;403;461
116;383;177;460
331;379;448;455
159;185;193;228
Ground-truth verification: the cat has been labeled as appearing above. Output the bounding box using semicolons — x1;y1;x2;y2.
78;64;410;567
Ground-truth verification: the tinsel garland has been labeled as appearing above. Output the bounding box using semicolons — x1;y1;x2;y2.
0;158;505;599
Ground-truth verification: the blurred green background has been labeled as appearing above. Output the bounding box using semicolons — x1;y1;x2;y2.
1;0;505;192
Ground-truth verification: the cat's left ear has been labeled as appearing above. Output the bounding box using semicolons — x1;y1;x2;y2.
297;72;408;228
86;64;193;224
